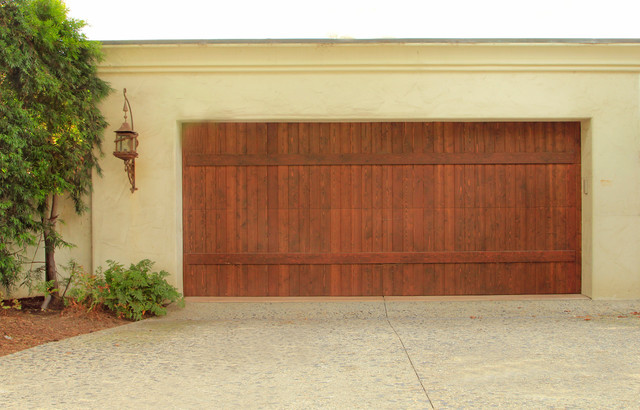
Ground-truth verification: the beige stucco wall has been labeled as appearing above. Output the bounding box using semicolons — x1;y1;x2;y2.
83;41;640;299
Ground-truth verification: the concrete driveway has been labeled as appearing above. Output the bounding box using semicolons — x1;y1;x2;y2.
1;297;639;408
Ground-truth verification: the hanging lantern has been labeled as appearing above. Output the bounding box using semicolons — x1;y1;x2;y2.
113;88;139;193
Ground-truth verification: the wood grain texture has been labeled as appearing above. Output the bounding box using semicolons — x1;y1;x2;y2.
183;122;582;296
185;152;576;166
185;250;576;265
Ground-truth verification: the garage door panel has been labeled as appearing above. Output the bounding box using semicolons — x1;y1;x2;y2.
185;262;580;297
183;122;581;296
187;171;577;253
184;251;576;266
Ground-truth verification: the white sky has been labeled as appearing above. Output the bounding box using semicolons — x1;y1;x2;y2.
63;0;640;41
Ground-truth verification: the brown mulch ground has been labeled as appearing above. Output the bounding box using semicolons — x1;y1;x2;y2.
0;297;128;357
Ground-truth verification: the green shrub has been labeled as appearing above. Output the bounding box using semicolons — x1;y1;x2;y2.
66;259;184;321
100;259;184;321
0;290;21;310
65;261;106;312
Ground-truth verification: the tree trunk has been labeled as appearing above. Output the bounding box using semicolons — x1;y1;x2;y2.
41;194;59;310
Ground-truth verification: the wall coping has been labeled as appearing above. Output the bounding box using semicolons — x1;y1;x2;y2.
99;41;640;74
101;38;640;45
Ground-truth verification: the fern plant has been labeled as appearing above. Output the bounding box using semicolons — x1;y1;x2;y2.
65;259;184;321
100;260;184;321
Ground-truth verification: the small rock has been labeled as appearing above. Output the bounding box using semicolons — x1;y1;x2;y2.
4;335;12;340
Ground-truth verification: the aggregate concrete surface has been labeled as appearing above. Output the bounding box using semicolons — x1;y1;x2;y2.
1;298;639;409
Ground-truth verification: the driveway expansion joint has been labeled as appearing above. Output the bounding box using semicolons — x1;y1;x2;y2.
383;296;435;409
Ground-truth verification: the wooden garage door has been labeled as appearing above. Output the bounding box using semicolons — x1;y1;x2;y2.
182;122;581;296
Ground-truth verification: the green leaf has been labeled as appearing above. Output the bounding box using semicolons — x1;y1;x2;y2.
0;0;111;290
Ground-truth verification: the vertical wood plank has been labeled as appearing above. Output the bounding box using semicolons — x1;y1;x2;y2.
257;167;268;252
247;166;258;252
299;167;311;254
267;128;279;293
392;166;403;252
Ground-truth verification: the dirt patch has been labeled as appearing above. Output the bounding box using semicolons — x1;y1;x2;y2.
0;297;128;357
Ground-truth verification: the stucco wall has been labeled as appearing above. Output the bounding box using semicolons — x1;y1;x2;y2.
87;41;640;299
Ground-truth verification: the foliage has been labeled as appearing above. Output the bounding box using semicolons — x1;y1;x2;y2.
57;258;80;298
66;260;184;321
65;260;106;312
0;0;110;291
100;260;184;321
0;290;21;310
36;279;57;297
20;257;74;299
19;258;45;294
0;79;43;290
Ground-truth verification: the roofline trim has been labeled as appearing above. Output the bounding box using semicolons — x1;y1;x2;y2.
99;38;640;46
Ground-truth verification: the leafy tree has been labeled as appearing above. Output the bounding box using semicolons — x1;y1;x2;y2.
0;86;43;289
0;0;110;303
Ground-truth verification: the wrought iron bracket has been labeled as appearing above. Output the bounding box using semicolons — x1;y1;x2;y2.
124;158;137;193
